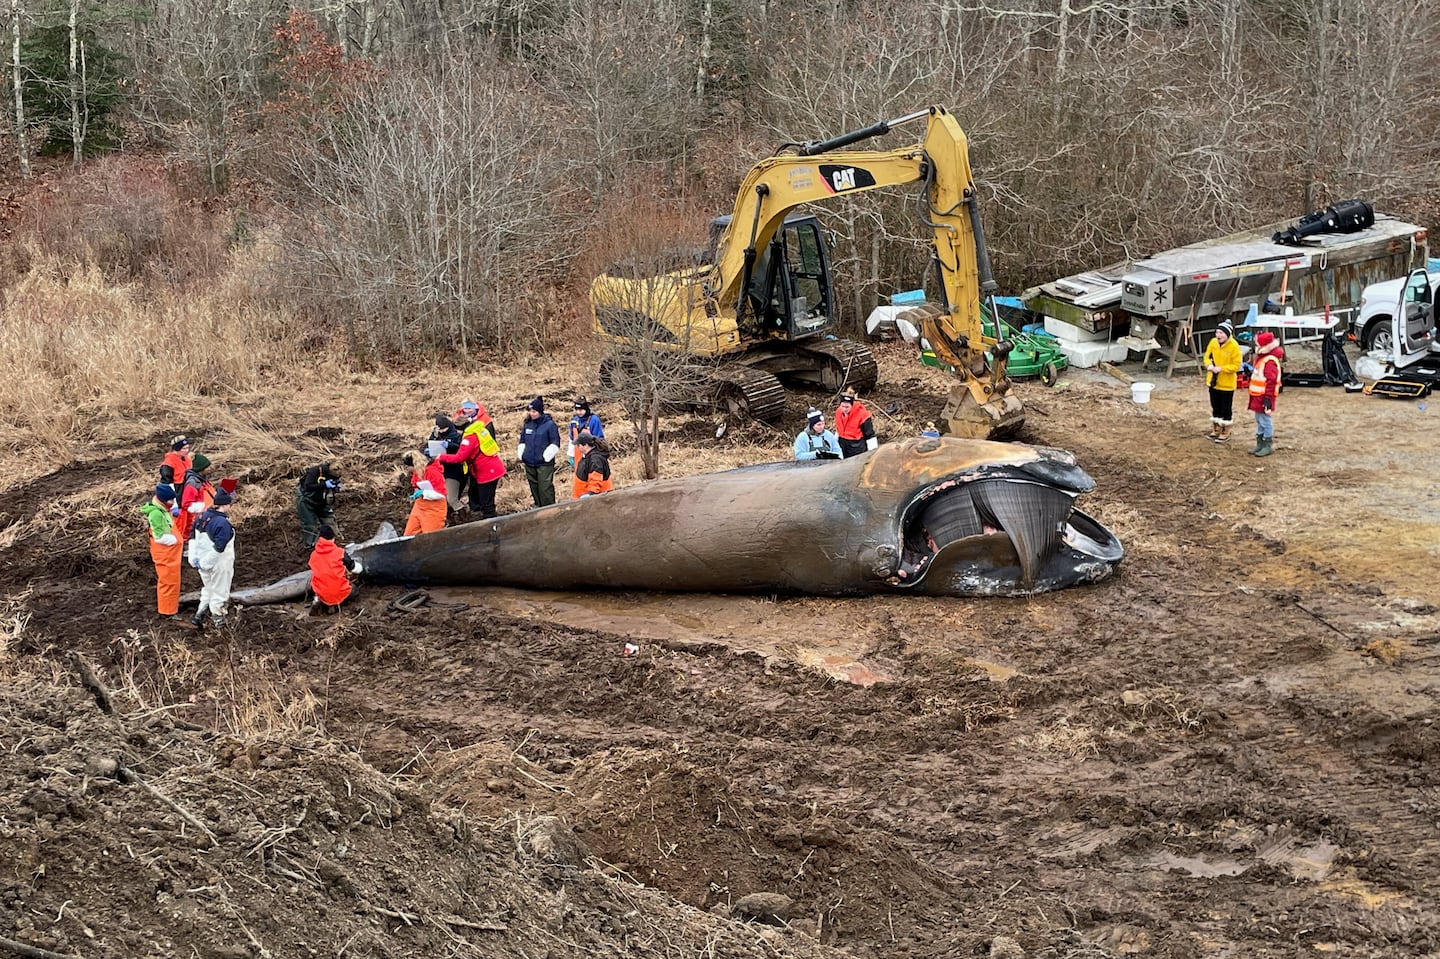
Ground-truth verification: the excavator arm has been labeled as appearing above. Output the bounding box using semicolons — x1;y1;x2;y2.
706;106;1023;439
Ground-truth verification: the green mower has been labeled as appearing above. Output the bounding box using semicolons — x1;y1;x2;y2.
920;295;1067;387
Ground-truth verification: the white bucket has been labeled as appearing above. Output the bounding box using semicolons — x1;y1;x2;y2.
1130;381;1155;404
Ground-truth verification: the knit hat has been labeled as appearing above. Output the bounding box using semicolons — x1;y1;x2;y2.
840;390;857;404
529;396;545;413
171;435;190;451
574;431;596;447
1216;320;1233;338
317;524;335;541
212;489;234;507
191;453;211;472
806;408;823;428
434;413;453;430
1255;331;1277;352
155;484;175;502
459;400;479;415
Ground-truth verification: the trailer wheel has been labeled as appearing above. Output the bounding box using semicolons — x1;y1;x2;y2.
1041;362;1061;387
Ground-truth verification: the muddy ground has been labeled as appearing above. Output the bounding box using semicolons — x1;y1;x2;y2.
1;341;1438;959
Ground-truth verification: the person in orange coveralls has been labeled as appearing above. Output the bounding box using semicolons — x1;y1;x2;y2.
403;448;448;535
308;524;354;614
139;484;183;618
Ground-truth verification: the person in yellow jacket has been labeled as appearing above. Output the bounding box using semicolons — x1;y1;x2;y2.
1202;320;1244;442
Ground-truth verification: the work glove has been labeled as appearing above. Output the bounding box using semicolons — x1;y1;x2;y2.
542;444;559;463
158;533;177;547
866;437;879;451
516;445;525;461
1261;398;1273;413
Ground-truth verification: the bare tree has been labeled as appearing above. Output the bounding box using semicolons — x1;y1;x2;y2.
9;0;28;177
131;0;287;192
275;52;578;358
580;196;720;480
531;0;705;202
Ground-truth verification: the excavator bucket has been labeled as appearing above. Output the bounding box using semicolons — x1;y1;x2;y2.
941;387;1025;440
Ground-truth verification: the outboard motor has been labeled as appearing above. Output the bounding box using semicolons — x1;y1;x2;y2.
1272;199;1375;245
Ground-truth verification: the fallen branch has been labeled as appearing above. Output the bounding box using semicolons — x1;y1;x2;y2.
0;934;82;959
372;905;420;926
439;915;508;932
117;764;218;847
1292;600;1355;644
69;653;112;715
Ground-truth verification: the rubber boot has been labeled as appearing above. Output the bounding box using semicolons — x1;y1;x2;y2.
1250;433;1264;455
188;608;208;631
212;614;227;628
1252;437;1274;458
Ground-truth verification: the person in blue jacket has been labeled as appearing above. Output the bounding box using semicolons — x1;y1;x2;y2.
793;408;842;461
517;396;562;507
567;396;604;466
188;488;237;630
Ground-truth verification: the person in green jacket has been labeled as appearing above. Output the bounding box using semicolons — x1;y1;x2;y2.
1202;320;1244;443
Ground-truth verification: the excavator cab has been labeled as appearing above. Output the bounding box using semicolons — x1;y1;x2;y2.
710;213;836;342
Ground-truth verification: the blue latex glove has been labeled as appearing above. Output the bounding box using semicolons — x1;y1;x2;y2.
170;505;181;517
325;479;340;491
409;489;422;501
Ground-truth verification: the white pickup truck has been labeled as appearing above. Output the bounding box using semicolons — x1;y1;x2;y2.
1352;268;1440;353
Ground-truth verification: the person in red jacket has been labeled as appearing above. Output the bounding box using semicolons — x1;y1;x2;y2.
178;453;215;543
1247;331;1285;457
308;524;354;614
403;447;448;535
834;390;878;458
439;404;506;517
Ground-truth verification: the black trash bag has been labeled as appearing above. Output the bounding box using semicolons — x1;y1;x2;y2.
1323;330;1358;385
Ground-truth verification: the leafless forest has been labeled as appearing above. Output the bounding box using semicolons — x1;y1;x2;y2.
4;0;1440;363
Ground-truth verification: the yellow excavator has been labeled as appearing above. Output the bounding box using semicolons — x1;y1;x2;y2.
589;106;1025;439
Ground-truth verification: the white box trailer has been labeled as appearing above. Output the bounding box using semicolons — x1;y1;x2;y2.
1024;207;1429;340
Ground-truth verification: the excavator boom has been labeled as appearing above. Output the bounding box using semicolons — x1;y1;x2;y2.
707;106;1022;439
590;106;1023;439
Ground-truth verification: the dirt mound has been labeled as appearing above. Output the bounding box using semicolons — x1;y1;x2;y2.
0;677;842;959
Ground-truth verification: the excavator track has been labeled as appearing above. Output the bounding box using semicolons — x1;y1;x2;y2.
795;338;879;393
713;365;788;422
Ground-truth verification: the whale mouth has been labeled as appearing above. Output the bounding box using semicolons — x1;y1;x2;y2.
895;452;1121;592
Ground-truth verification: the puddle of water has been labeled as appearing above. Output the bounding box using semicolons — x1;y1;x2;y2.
966;658;1017;682
794;650;892;687
1146;851;1248;877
